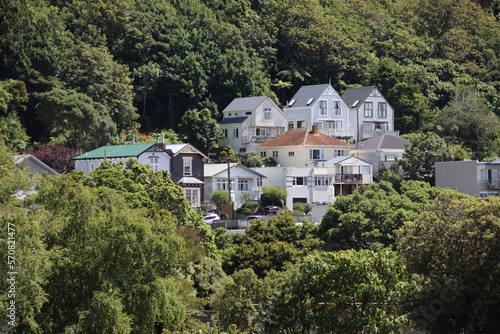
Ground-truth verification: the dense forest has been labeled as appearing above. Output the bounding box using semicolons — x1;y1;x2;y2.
1;0;500;158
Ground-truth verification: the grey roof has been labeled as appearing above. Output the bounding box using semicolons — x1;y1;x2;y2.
14;154;59;175
286;84;331;108
223;96;268;112
220;116;248;125
164;143;208;158
341;86;376;108
323;155;371;166
354;134;410;150
204;163;267;178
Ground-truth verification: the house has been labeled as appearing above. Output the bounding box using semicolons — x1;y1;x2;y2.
283;84;352;138
14;154;59;175
435;159;500;198
323;156;373;196
73;142;206;207
350;134;410;177
253;166;336;209
204;163;266;209
255;126;350;167
341;86;398;143
218;96;287;154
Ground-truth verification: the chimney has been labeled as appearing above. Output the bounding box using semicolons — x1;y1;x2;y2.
311;124;318;134
131;135;136;144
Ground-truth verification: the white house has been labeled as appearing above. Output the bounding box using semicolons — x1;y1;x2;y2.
253;166;336;209
323;156;373;196
256;126;350;167
350;134;410;177
284;84;352;139
219;96;287;154
341;86;397;143
204;163;266;209
14;154;59;175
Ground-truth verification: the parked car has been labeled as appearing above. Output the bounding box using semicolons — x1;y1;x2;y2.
204;213;221;224
246;215;265;221
263;206;282;215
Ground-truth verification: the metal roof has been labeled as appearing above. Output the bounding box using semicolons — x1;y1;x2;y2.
204;163;267;178
223;96;268;112
354;134;410;150
285;84;331;109
341;86;376;108
220;116;248;125
73;143;159;160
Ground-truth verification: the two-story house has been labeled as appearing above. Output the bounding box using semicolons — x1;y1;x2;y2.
255;126;350;167
341;86;397;143
218;96;287;154
283;84;352;139
73;142;206;207
323;156;373;196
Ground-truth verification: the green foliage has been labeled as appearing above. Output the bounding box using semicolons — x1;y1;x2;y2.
244;152;276;168
217;145;240;163
222;211;322;277
319;181;441;251
179;108;221;154
211;190;229;210
293;202;311;215
260;185;287;208
397;190;500;333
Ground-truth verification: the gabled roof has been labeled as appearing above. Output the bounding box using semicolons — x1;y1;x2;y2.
341;86;376;108
223;96;268;112
73;143;165;160
353;134;410;150
285;84;331;108
204;163;267;178
324;155;371;166
257;128;349;148
14;154;59;175
164;143;208;158
220;116;248;125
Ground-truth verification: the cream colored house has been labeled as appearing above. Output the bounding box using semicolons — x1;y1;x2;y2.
255;126;350;167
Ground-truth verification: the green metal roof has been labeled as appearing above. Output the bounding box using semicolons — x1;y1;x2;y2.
73;143;157;160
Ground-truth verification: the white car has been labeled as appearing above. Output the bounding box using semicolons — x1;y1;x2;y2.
204;213;221;224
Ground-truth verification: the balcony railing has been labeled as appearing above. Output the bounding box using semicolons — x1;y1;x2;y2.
335;174;363;183
242;135;276;144
488;179;500;188
362;129;400;139
320;128;354;138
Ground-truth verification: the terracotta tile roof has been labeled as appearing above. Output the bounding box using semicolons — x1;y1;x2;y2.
257;128;349;148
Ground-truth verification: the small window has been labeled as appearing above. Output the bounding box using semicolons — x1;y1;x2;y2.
228;113;232;116
288;151;295;156
260;151;267;157
316;121;323;130
272;151;279;158
378;102;387;118
297;120;306;128
264;107;271;120
89;162;95;172
309;149;324;160
183;158;192;176
292;177;305;185
233;128;239;138
149;156;159;172
238;179;249;191
362;166;371;174
319;100;327;115
386;155;395;161
257;178;263;187
223;129;228;138
288;121;294;130
333;101;341;116
246;111;252;115
364;102;373;118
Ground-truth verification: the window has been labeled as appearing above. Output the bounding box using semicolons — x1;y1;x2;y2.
292;177;305;185
385;155;395;161
319;100;327;115
316;121;324;130
334;149;346;157
183;158;192;176
264;107;271;120
378;102;387;118
149;156;159;171
297;120;306;128
260;151;267;157
246;111;252;115
362;166;371;174
256;128;269;136
314;176;332;186
326;120;342;129
288;121;294;130
216;179;234;190
288;151;295;156
272;151;279;158
333;101;341;116
223;129;228;138
238;179;249;191
364;102;373;118
233;128;239;138
480;169;488;182
309;149;324;160
257;178;262;187
89;162;95;172
184;189;199;207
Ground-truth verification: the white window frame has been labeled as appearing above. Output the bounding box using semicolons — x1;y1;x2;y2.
326;120;342;129
272;151;279;158
297;120;306;128
288;121;294;130
288;151;295;157
364;102;373;118
257;178;262;187
184;188;200;207
238;179;249;191
149;156;159;172
264;107;272;120
233;128;239;138
292;177;305;186
319;100;327;116
183;158;192;176
333;101;342;116
260;151;267;157
378;102;387;118
309;149;324;160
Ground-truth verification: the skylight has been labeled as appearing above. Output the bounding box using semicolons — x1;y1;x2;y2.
306;98;314;105
288;99;296;107
352;100;359;107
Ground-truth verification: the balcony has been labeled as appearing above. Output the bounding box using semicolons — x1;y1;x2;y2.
320;128;354;138
362;129;400;140
335;174;363;183
488;179;500;188
242;135;276;144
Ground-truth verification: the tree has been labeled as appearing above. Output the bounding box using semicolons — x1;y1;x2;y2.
260;185;287;208
397;190;500;333
244;152;276;168
395;132;454;184
179;108;220;154
211;190;229;212
25;143;77;173
318;181;441;251
0;79;30;151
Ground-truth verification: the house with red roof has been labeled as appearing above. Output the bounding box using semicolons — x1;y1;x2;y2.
255;125;350;167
